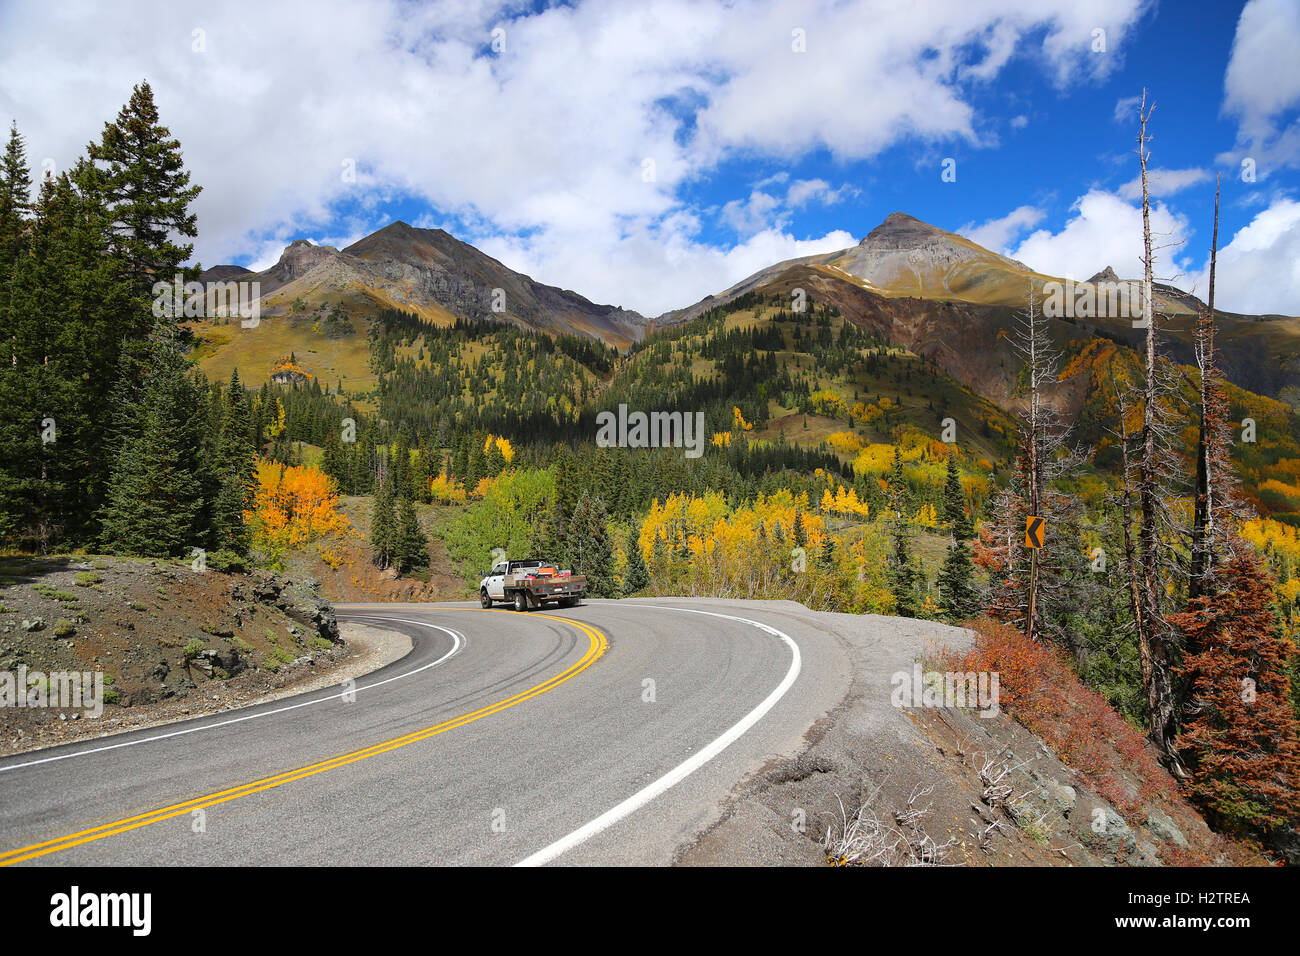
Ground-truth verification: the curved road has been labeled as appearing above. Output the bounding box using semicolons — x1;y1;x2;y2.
0;599;860;866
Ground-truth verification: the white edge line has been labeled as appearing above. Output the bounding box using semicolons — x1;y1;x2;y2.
0;617;462;774
514;603;802;867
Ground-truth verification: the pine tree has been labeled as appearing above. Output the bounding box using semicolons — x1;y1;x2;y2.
1168;542;1300;845
887;522;921;618
568;495;614;596
937;539;980;623
98;336;205;556
395;496;429;573
623;526;650;595
392;432;411;498
210;369;254;554
88;81;201;312
941;451;973;539
0;120;32;311
886;446;911;516
818;537;835;572
369;482;397;569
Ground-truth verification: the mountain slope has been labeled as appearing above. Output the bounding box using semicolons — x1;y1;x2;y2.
661;212;1300;400
189;221;649;390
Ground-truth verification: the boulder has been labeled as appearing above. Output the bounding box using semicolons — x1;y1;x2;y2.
1146;808;1189;847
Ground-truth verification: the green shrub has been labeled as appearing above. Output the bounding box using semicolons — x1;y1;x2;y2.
310;637;333;650
53;619;75;637
102;688;120;705
74;571;103;587
205;550;248;573
183;638;205;661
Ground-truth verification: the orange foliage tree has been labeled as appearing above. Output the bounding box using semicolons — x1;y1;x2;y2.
245;460;352;559
1168;543;1300;840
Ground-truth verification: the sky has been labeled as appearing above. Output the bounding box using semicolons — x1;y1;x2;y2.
1;0;1298;318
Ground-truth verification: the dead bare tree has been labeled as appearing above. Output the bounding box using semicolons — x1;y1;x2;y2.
1189;174;1245;598
988;284;1090;648
1135;91;1189;776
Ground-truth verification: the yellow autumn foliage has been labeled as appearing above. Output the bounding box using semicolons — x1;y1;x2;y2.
246;460;351;552
821;485;870;519
827;431;865;456
639;490;825;561
429;471;468;504
483;434;515;463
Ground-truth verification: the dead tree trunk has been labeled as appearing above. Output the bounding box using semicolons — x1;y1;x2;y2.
1190;176;1222;598
1135;92;1185;776
1025;289;1042;643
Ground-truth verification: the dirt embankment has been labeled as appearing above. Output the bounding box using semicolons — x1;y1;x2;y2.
0;555;404;756
677;615;1270;868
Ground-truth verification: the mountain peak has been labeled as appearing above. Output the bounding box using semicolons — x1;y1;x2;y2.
1088;265;1120;284
862;211;947;246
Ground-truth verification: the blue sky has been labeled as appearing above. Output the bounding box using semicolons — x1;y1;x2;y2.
2;0;1297;316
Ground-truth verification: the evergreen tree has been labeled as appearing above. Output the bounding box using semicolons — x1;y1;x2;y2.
98;336;204;556
623;526;650;595
1168;543;1300;848
887;522;922;618
0;119;32;310
395;496;429;573
886;445;911;516
210;369;254;554
818;537;835;572
88;81;201;312
392;432;411;498
369;481;397;569
567;495;614;596
941;451;973;539
937;539;980;623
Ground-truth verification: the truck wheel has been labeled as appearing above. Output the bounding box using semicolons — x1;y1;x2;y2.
480;588;492;608
559;597;577;608
513;591;528;612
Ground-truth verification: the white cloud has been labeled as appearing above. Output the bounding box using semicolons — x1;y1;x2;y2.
995;188;1300;316
1221;0;1300;172
961;205;1045;254
1006;189;1191;281
478;222;855;316
720;190;784;236
1117;167;1211;200
1113;94;1142;124
0;0;1151;316
1184;198;1300;316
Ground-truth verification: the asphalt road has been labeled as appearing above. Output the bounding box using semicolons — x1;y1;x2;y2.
0;598;864;866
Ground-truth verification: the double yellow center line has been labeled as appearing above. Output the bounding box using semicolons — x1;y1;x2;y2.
0;610;606;865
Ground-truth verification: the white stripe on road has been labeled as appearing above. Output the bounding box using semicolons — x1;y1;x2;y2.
0;618;462;774
515;604;801;867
